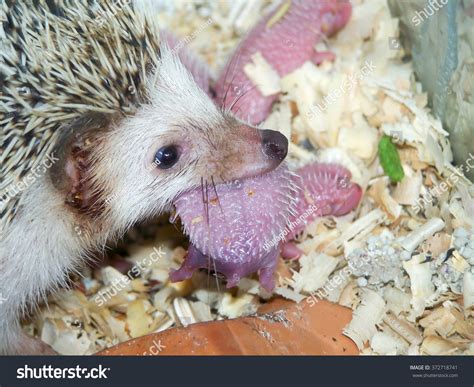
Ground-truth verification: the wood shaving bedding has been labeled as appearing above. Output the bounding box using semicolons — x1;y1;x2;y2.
24;0;473;355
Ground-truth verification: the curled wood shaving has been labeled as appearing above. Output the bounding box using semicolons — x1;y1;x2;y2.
402;218;445;252
291;252;341;293
403;254;435;318
464;271;474;313
329;209;387;253
370;330;409;355
243;52;281;96
343;289;386;350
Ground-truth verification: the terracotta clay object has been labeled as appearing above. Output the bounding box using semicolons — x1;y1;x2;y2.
98;299;359;355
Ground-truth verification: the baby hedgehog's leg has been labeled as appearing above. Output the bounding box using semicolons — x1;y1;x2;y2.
214;0;352;124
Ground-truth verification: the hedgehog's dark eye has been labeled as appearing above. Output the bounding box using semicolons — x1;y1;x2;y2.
154;145;179;169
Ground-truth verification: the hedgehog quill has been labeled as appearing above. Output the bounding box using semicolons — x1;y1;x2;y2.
0;0;360;355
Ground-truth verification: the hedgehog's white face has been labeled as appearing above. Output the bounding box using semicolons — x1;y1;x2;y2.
90;53;288;231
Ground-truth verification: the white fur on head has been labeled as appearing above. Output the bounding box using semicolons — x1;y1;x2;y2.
93;45;278;233
93;46;225;232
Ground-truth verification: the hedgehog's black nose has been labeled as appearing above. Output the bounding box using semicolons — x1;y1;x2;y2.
261;129;288;162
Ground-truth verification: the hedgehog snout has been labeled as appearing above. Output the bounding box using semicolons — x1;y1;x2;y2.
260;129;288;164
200;124;287;184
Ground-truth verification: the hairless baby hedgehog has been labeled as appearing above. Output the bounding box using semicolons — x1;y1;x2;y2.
171;0;360;290
0;0;359;355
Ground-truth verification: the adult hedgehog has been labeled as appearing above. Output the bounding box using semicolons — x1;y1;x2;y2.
0;0;293;354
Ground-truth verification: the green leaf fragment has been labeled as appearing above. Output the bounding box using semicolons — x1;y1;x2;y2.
378;135;405;183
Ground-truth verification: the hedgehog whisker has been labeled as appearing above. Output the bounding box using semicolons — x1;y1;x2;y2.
202;176;221;294
205;179;210;227
205;130;218;150
207;253;211;296
227;83;257;114
201;177;213;295
211;175;224;216
211;254;220;294
220;38;246;111
220;56;239;110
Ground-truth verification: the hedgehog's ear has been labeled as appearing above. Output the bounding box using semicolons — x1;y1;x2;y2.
50;113;111;214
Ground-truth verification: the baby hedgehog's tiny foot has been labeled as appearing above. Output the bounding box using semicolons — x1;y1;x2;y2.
280;241;303;260
312;51;336;65
225;273;243;289
258;267;276;292
169;244;206;283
